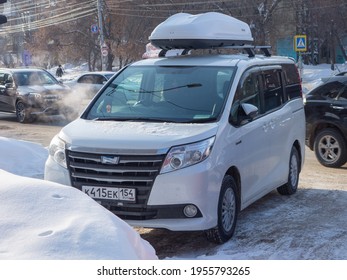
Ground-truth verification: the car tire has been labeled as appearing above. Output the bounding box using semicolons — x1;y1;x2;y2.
15;101;32;123
277;146;300;195
314;128;347;168
205;175;238;244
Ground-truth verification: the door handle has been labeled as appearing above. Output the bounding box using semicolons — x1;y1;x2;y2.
331;106;344;110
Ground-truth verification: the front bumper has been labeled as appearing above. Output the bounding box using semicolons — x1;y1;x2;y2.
44;154;221;231
26;94;75;118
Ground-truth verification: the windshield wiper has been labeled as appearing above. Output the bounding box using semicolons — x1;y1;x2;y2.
90;116;217;123
179;117;218;123
92;117;169;122
138;83;202;94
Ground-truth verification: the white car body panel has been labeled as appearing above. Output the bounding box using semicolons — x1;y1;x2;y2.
45;53;305;232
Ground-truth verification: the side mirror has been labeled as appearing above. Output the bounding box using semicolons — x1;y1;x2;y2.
241;103;258;119
229;102;259;126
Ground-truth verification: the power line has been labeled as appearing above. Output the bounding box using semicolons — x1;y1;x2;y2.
105;1;347;20
0;0;97;35
1;0;346;36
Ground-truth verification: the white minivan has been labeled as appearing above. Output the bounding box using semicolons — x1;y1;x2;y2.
45;12;305;243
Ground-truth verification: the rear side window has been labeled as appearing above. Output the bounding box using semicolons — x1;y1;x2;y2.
261;69;284;113
282;64;302;99
282;64;300;85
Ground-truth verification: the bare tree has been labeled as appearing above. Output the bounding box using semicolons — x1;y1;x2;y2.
6;0;347;68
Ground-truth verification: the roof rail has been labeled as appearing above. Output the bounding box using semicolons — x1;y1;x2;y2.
157;45;272;58
255;46;272;57
217;45;271;57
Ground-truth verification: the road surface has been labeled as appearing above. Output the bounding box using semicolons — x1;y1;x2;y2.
1;112;346;259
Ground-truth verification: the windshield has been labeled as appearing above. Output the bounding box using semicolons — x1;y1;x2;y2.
84;65;235;123
13;71;58;86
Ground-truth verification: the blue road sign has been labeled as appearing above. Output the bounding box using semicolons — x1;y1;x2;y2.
294;35;307;52
91;24;98;33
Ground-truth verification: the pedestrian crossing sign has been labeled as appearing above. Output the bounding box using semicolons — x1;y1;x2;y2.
294;35;307;52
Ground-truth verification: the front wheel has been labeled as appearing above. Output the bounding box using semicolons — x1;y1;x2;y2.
314;128;347;168
15;101;33;123
277;146;300;195
205;175;239;244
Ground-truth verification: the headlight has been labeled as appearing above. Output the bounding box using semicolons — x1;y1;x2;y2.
161;136;215;174
48;135;67;168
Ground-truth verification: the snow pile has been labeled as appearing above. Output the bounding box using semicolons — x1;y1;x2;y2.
0;138;157;260
0;137;48;178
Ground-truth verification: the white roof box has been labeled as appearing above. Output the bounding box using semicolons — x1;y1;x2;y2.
149;12;254;50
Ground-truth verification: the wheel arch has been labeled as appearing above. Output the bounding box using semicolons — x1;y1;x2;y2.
293;139;303;172
309;122;344;149
15;96;26;105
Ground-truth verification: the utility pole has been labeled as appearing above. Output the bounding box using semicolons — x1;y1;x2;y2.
97;0;105;70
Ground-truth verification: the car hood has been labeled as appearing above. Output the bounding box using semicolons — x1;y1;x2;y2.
59;118;219;154
18;84;71;95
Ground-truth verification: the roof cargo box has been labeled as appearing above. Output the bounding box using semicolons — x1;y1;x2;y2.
149;12;254;50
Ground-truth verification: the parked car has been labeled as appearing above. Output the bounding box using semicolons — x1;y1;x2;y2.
45;12;305;244
68;71;115;98
0;68;76;123
304;76;347;167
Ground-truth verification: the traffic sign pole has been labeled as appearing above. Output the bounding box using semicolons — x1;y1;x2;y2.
294;35;307;79
97;0;106;70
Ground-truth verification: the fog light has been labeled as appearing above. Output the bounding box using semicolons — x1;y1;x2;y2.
183;205;198;218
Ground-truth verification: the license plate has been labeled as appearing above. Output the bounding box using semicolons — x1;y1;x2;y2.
82;186;136;202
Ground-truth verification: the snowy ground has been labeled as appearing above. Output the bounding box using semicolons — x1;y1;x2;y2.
0;63;346;262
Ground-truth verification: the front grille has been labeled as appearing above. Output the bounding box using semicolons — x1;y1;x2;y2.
42;94;61;106
42;94;60;101
66;150;166;219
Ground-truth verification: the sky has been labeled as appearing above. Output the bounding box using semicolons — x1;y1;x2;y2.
0;63;346;264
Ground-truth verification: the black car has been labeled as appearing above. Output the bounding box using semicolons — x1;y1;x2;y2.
304;76;347;167
0;68;76;123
